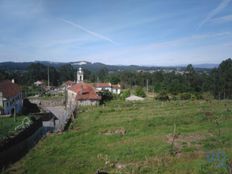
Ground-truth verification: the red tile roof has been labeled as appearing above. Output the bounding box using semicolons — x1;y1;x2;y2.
68;83;101;101
95;83;121;89
0;80;21;98
112;84;121;89
65;80;75;86
95;83;111;88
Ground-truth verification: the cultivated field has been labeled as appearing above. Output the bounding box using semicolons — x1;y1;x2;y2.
5;99;232;174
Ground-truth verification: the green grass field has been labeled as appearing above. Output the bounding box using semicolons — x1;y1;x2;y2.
4;99;232;174
0;116;28;140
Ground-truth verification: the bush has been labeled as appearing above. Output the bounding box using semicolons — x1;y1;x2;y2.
170;95;178;100
99;90;113;104
120;89;131;100
194;93;204;100
180;93;192;100
203;92;214;101
135;87;146;98
155;92;170;101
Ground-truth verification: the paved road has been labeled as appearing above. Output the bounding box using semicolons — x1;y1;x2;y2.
45;106;69;131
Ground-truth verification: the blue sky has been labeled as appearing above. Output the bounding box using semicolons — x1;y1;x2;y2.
0;0;232;65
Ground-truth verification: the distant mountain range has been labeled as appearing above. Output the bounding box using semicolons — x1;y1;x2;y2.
0;61;218;72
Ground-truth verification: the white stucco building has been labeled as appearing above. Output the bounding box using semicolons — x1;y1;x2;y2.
95;83;121;94
0;80;23;115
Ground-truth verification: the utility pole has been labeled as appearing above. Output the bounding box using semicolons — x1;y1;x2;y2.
64;85;67;110
14;106;16;122
146;79;149;93
47;66;50;88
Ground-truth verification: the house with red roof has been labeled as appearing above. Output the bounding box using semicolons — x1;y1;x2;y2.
65;80;75;88
67;83;101;107
0;80;23;115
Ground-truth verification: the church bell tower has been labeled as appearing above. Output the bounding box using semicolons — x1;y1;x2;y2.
77;67;84;83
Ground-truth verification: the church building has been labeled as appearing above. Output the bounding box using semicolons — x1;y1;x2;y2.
66;68;101;107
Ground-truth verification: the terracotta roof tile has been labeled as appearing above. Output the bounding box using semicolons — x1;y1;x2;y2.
95;83;111;88
68;83;101;100
0;80;21;98
65;80;75;86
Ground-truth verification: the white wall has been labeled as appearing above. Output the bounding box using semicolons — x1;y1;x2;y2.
97;86;121;94
78;100;99;106
2;92;23;115
66;90;77;109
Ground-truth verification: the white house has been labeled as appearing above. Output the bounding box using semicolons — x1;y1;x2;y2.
95;83;121;94
0;80;23;115
34;80;44;86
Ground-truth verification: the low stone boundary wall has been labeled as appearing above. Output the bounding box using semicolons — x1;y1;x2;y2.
0;103;77;169
0;114;11;118
29;98;65;107
0;118;49;169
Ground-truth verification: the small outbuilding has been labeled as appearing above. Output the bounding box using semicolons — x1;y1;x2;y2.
125;95;144;101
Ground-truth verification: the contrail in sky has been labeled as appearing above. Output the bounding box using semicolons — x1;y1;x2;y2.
60;18;117;45
198;0;231;29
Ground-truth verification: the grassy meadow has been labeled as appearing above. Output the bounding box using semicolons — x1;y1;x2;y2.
4;99;232;174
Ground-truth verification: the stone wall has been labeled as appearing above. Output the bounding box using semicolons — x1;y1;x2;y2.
29;97;65;107
0;118;45;168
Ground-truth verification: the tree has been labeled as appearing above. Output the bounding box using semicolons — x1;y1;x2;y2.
109;75;120;84
27;63;47;83
217;58;232;99
58;64;75;82
49;66;59;86
97;68;109;82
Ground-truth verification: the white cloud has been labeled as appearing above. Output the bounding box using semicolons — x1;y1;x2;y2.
210;14;232;23
198;0;231;29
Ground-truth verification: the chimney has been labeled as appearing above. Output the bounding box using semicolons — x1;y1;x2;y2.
12;79;15;83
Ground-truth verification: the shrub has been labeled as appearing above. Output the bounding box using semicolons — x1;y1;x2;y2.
195;93;204;100
180;93;192;100
203;92;214;101
135;87;146;98
99;90;113;104
120;89;131;100
155;92;170;101
170;95;178;100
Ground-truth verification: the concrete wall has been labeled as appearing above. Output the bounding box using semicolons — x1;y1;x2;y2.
112;88;121;94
